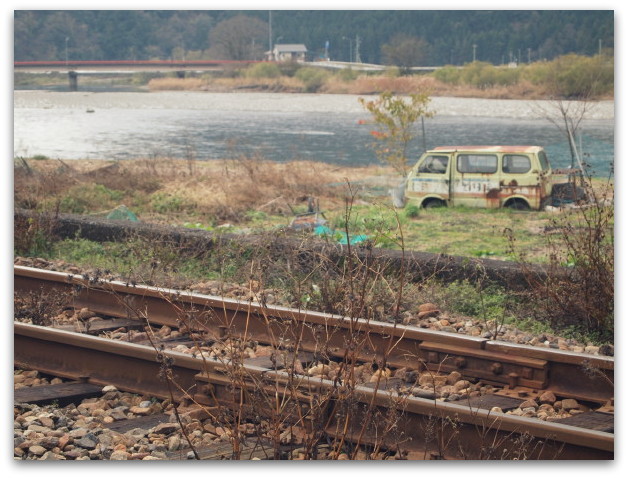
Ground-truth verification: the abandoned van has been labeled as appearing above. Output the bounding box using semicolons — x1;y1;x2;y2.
405;145;553;210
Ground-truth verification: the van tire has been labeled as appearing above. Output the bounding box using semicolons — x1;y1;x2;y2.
423;199;446;209
505;198;530;211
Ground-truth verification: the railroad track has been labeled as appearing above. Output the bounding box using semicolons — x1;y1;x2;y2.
14;371;276;460
14;265;614;460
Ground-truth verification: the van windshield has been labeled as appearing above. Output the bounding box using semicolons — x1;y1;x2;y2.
418;155;449;174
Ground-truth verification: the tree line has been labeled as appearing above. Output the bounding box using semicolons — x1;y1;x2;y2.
14;10;613;66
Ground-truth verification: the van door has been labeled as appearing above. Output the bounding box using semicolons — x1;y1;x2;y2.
451;153;500;208
408;154;451;204
500;153;541;209
536;149;554;203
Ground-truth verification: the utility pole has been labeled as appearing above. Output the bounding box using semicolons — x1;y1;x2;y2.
472;44;477;62
65;36;69;65
274;36;283;61
343;36;353;63
599;38;602;56
268;11;272;54
355;35;362;63
528;48;531;63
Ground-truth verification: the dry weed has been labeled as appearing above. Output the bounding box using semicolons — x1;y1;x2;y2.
148;76;306;93
16;156;393;225
148;77;209;91
338;75;438;95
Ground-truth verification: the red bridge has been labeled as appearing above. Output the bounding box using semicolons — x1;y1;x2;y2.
14;59;259;71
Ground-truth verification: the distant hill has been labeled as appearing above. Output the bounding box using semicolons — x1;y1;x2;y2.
14;10;614;66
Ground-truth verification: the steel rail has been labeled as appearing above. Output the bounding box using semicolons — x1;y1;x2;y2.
14;265;614;403
14;322;613;459
14;321;202;400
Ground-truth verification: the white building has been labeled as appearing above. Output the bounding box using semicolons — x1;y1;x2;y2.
268;44;308;62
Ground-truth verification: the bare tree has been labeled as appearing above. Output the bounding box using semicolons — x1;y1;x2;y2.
209;15;268;61
381;34;430;74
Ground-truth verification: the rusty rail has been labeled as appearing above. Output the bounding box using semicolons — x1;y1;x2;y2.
14;265;614;404
14;322;613;459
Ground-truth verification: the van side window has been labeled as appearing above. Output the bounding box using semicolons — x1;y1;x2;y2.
502;154;531;173
538;150;550;171
418;155;449;174
457;154;497;174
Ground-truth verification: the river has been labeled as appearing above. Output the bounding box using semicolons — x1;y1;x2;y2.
13;90;615;176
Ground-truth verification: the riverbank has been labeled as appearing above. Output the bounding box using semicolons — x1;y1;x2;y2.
148;73;552;100
15;59;614;102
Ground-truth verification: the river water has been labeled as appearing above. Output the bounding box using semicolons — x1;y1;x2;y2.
13;90;615;176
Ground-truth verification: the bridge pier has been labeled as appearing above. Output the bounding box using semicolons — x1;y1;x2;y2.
68;70;78;91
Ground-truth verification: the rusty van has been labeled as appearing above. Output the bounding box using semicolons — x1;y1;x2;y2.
404;145;553;210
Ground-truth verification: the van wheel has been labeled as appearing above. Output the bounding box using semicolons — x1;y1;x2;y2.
505;199;530;211
423;199;446;209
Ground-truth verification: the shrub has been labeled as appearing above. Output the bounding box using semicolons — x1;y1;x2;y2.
295;67;330;93
336;67;358;82
245;62;282;79
507;178;614;340
277;62;301;77
383;66;401;78
59;184;125;214
14;213;58;256
522;54;614;99
403;203;420;219
432;55;613;98
150;192;194;214
459;62;521;89
432;65;461;85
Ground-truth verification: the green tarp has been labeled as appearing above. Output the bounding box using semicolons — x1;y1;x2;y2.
106;205;139;222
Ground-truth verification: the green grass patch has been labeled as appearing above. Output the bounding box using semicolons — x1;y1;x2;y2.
56;184;125;215
28;232;609;343
320;203;553;261
45;236;263;285
428;279;511;322
150;192;195;214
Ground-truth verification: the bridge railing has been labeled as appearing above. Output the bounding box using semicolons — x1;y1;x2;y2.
14;59;261;69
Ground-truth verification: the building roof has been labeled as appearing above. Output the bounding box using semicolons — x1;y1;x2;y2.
274;44;308;53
